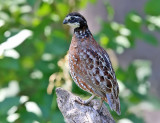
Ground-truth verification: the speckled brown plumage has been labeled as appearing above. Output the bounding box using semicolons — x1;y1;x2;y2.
63;12;121;115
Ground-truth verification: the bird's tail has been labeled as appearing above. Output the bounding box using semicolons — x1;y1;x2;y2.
106;93;121;115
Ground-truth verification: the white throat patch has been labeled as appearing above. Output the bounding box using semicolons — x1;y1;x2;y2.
67;22;80;28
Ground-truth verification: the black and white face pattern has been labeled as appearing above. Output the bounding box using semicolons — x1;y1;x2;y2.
63;12;88;29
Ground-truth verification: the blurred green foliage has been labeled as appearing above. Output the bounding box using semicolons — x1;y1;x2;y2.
0;0;160;123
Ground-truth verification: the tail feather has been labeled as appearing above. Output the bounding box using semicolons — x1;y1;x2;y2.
106;93;121;115
106;94;113;110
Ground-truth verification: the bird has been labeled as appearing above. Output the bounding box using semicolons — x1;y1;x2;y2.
63;12;121;115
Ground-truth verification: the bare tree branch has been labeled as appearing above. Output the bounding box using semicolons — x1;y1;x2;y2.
56;87;115;123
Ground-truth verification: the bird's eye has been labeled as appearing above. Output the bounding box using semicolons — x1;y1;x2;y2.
71;17;75;21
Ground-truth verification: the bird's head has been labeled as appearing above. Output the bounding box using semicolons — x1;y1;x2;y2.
63;12;88;29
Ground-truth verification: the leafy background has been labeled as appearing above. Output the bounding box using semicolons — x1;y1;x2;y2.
0;0;160;122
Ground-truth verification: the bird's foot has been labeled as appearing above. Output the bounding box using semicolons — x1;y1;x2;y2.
75;98;89;105
75;95;95;105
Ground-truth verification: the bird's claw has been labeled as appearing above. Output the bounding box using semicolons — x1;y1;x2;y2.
75;98;90;105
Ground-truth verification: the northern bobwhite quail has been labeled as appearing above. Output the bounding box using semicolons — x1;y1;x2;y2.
63;12;121;115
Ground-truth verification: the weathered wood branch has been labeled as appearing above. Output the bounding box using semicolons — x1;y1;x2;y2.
56;87;115;123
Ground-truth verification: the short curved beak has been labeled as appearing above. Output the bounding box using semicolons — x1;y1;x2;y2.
63;19;68;24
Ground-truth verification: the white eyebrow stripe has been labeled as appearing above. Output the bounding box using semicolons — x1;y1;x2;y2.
65;16;71;20
74;16;81;19
65;16;81;21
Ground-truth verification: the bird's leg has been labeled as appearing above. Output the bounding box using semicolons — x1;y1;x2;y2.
75;95;95;105
97;98;104;111
83;95;95;104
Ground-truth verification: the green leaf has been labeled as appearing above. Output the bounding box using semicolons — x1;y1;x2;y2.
37;3;51;16
128;94;142;103
127;114;144;123
140;32;159;46
89;0;97;4
104;1;114;21
26;0;36;6
0;58;19;70
133;60;151;83
145;0;160;15
19;112;40;123
45;31;69;56
100;35;109;46
45;39;69;56
125;13;142;35
79;0;88;8
52;111;65;123
0;97;20;115
57;3;69;17
21;56;34;69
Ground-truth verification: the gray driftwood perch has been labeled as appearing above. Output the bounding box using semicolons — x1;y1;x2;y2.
56;87;115;123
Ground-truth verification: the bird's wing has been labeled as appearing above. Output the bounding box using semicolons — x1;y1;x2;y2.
82;48;114;92
100;48;121;115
